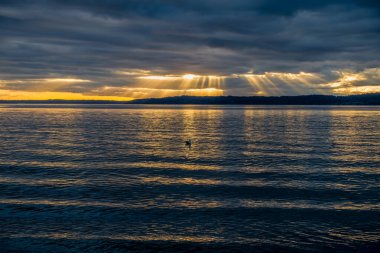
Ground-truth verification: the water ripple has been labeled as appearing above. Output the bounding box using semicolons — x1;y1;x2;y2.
0;105;379;252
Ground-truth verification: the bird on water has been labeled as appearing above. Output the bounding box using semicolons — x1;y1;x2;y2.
185;139;192;147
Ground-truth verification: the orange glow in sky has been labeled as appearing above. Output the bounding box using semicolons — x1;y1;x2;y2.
0;69;379;100
0;90;134;101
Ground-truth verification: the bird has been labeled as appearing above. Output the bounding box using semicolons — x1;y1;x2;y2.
185;139;192;147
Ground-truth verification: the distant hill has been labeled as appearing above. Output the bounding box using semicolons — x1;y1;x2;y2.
0;94;379;105
129;94;380;105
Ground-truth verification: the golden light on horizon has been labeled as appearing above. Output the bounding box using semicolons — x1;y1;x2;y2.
0;89;133;101
1;69;378;100
179;75;225;91
325;68;380;94
183;74;198;80
332;86;380;94
93;86;224;99
0;78;93;94
185;88;223;96
324;72;367;89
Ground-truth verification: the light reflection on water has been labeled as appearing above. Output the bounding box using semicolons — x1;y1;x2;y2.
0;105;379;252
0;197;379;211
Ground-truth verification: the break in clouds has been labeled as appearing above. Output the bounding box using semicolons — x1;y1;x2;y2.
0;0;379;99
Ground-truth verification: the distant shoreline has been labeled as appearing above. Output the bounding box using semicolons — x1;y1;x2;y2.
0;94;379;105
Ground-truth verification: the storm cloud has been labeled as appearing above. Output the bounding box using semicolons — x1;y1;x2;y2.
0;0;379;99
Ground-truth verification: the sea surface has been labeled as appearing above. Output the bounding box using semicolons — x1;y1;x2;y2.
0;104;379;252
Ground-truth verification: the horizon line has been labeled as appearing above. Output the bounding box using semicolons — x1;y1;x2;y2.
0;93;379;102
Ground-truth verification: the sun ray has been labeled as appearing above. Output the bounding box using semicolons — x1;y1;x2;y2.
242;72;325;95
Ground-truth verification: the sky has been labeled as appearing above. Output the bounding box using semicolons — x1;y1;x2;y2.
0;0;379;100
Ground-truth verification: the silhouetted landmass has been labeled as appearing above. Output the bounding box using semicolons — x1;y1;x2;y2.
129;94;380;105
0;94;379;105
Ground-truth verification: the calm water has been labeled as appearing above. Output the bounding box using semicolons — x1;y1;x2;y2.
0;105;379;252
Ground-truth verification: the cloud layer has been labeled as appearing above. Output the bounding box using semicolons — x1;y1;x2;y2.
0;0;379;99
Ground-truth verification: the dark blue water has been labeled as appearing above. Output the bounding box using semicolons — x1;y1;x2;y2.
0;105;379;252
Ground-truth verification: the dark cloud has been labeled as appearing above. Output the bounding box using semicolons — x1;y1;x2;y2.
0;0;379;97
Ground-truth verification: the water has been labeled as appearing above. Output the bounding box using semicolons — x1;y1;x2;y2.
0;105;379;252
